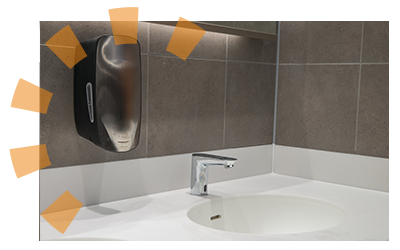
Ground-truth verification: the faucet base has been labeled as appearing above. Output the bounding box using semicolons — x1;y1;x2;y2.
190;184;207;195
190;192;208;196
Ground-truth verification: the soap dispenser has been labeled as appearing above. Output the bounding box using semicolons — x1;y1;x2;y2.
73;35;141;152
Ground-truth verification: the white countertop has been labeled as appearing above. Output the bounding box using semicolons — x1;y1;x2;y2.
40;173;389;241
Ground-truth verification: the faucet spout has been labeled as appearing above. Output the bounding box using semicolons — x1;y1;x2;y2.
190;153;237;195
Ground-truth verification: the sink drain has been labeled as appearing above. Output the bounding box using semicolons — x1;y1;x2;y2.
210;214;222;221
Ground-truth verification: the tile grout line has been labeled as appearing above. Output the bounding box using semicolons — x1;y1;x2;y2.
145;23;150;157
280;62;359;65
354;21;365;153
271;21;281;173
279;62;388;65
272;21;281;144
140;51;275;65
222;35;228;148
39;45;387;65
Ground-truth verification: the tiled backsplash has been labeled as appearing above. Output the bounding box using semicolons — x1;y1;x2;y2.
40;21;277;169
276;21;389;158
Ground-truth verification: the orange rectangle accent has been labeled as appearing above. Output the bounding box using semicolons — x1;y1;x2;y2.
41;191;83;234
45;25;87;69
10;144;51;178
11;79;53;114
111;21;138;45
109;7;138;45
166;17;206;61
108;7;138;22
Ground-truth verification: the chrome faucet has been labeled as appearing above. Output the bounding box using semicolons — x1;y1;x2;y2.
190;153;237;195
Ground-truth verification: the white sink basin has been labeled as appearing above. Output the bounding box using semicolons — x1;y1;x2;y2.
187;194;348;235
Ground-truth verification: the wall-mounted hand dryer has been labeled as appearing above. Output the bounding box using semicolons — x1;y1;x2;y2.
74;35;141;152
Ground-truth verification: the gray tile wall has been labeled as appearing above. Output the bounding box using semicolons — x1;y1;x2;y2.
40;21;276;169
276;21;389;158
40;20;387;170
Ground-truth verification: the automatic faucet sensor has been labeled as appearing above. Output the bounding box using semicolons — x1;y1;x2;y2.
74;35;142;152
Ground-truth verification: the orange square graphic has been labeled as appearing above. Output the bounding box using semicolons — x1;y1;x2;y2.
109;7;138;45
111;21;138;45
166;17;206;61
41;191;83;234
10;144;51;178
11;79;52;114
45;25;87;69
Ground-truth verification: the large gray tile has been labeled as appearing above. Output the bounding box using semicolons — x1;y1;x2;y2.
147;56;225;157
279;21;362;63
225;62;275;148
228;35;276;63
149;23;226;60
276;65;359;153
362;21;389;63
356;65;389;158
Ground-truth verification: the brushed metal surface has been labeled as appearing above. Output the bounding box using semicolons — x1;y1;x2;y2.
95;36;141;152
